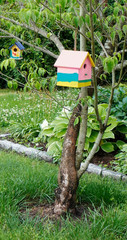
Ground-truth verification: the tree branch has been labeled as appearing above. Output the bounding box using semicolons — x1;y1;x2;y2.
0;28;58;59
0;15;64;53
78;131;103;178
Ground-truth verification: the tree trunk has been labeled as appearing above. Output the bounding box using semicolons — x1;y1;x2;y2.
54;104;81;215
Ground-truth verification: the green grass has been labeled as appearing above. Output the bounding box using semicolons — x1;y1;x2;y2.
0;89;79;134
0;150;127;240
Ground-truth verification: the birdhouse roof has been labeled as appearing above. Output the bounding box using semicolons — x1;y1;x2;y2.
9;41;25;50
54;50;95;69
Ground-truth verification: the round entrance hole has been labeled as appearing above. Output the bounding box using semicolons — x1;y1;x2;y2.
14;48;18;52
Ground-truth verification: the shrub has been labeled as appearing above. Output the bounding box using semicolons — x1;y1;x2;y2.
97;84;127;121
38;104;126;159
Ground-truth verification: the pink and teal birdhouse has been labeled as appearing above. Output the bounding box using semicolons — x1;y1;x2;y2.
54;50;95;88
9;41;25;60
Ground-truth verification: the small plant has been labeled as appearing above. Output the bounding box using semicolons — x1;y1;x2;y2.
112;144;127;174
37;108;70;159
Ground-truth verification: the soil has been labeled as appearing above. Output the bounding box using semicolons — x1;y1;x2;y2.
91;150;116;168
19;200;95;222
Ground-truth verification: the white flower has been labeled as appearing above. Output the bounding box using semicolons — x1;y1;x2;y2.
62;107;70;114
40;119;48;129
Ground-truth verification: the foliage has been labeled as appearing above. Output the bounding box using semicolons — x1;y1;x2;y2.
38;103;126;159
0;53;57;91
0;0;127;89
97;84;127;121
112;144;127;174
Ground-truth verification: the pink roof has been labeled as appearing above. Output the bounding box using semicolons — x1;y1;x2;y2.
54;50;95;69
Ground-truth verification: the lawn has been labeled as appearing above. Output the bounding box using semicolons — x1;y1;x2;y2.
0;88;76;146
0;150;127;240
0;88;79;135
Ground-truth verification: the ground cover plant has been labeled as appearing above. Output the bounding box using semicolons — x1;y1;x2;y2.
0;150;127;240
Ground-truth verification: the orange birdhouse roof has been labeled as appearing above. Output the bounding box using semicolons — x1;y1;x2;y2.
54;50;95;69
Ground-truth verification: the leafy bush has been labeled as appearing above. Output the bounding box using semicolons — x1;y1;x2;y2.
97;84;127;121
112;144;127;174
38;104;126;159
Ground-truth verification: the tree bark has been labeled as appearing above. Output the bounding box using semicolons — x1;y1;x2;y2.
54;104;81;215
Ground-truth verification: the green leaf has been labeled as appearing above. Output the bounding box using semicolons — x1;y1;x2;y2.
35;82;41;90
12;81;18;90
106;116;118;132
9;25;15;33
46;137;59;147
86;127;92;138
102;131;115;139
47;33;52;38
4;59;9;70
32;10;39;22
116;140;126;149
51;118;69;126
118;30;123;41
73;17;79;28
42;127;54;136
91;122;100;131
36;38;41;45
123;25;127;35
117;124;127;134
88;106;95;115
38;68;46;76
61;0;66;11
95;31;103;41
56;129;67;138
55;4;61;12
0;61;4;70
47;141;62;155
41;79;47;89
104;57;114;73
7;81;12;89
98;105;107;117
78;16;84;27
111;31;116;43
84;137;89;151
88;131;98;143
10;59;16;69
101;142;114;153
117;53;121;61
54;123;68;132
85;14;90;26
114;7;119;16
74;117;79;126
93;13;97;24
121;16;125;22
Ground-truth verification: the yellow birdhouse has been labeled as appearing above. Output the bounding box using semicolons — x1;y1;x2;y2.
9;41;25;60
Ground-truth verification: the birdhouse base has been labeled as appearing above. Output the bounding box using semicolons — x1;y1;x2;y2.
10;57;23;60
57;80;91;88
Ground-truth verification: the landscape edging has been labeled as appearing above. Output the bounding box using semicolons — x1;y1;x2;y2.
0;137;127;181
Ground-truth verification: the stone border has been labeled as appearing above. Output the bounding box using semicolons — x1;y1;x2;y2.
86;163;127;181
0;139;52;162
0;137;127;181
